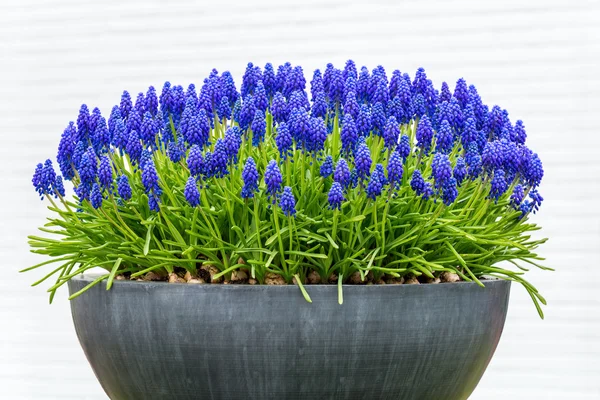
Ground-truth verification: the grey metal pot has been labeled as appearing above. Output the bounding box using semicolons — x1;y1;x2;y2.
68;275;510;400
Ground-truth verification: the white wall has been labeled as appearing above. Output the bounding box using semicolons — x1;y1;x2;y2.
1;0;599;398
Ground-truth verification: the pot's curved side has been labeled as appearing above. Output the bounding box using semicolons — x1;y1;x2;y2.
68;278;510;400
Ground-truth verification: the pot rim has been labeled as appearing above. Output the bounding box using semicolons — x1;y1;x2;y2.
71;273;509;290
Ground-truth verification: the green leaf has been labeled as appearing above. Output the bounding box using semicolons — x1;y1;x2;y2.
106;258;123;290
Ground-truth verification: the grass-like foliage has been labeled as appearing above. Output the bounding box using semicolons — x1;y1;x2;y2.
25;62;549;317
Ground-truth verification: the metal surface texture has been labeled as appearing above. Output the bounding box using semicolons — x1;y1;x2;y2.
68;276;511;400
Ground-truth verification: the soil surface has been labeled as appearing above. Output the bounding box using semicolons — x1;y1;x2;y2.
117;265;468;285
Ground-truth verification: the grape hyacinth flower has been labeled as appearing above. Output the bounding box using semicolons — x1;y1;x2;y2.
275;122;293;160
279;186;296;217
366;168;383;200
98;156;112;190
453;156;467;186
184;176;200;207
398;134;411;160
90;183;103;209
117;175;132;200
416;115;434;155
387;150;403;190
320;155;333;178
251;110;267;146
241;157;259;199
341;114;358;153
328;181;345;210
211;139;229;178
435;120;454;154
431;152;452;189
356;105;372;137
334;158;351;189
489;169;508;202
383;116;400;150
511;184;525;208
264;160;282;201
354;141;372;181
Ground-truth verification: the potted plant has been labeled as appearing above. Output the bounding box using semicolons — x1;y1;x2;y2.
25;61;548;400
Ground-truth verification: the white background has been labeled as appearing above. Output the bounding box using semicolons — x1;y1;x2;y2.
1;0;599;398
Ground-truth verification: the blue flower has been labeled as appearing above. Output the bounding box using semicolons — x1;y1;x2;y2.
528;189;543;213
186;145;204;178
343;92;359;120
435;120;454;154
410;170;426;195
279;186;296;217
142;159;159;194
389;70;402;100
98;156;112;190
211;138;229;178
79;148;98;186
76;104;90;142
482;140;503;172
254;81;268;113
320;155;333;178
217;97;232;121
356;104;372;136
265;160;282;200
412;94;426;119
397;76;413;122
343;60;357;82
241;62;258;98
275;122;293;160
431;152;452;189
167;139;184;163
465;143;483;179
489;169;508;202
117;175;132;200
354;141;372;181
220;71;239;105
357;67;370;102
398;135;411;160
126;109;142;135
341;114;358;154
184;176;200;207
271;92;289;123
140;112;157;146
224;127;242;163
387;150;403;189
416;115;434;154
439;82;452;103
372;78;389;106
276;62;291;93
239;95;256;131
126;130;142;164
510;184;525;208
524;153;543;188
461;117;478;150
327;68;344;105
366;168;383;200
453;156;467;185
383;116;400;150
374;163;388;186
32;163;45;198
307;117;327;154
262;63;276;98
145;86;158;116
72;141;87;170
90;183;103;209
241;157;259;199
120;91;132;119
54;176;66;197
412;67;428;97
251;110;266;146
344;75;357;103
289;108;310;148
311;91;327;119
108;106;122;137
328;181;345;210
288;90;307;112
134;92;145;116
371;102;386;135
57;122;77;180
284;65;306;98
454;78;469;109
159;82;172;116
442;177;458;205
514;120;527;144
334;158;351;188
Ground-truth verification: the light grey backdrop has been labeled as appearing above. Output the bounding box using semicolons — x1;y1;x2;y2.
1;0;599;398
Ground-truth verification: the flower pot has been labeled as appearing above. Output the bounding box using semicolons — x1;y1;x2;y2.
68;275;510;400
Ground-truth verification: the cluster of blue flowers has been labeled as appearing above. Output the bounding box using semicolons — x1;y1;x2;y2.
34;61;544;218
